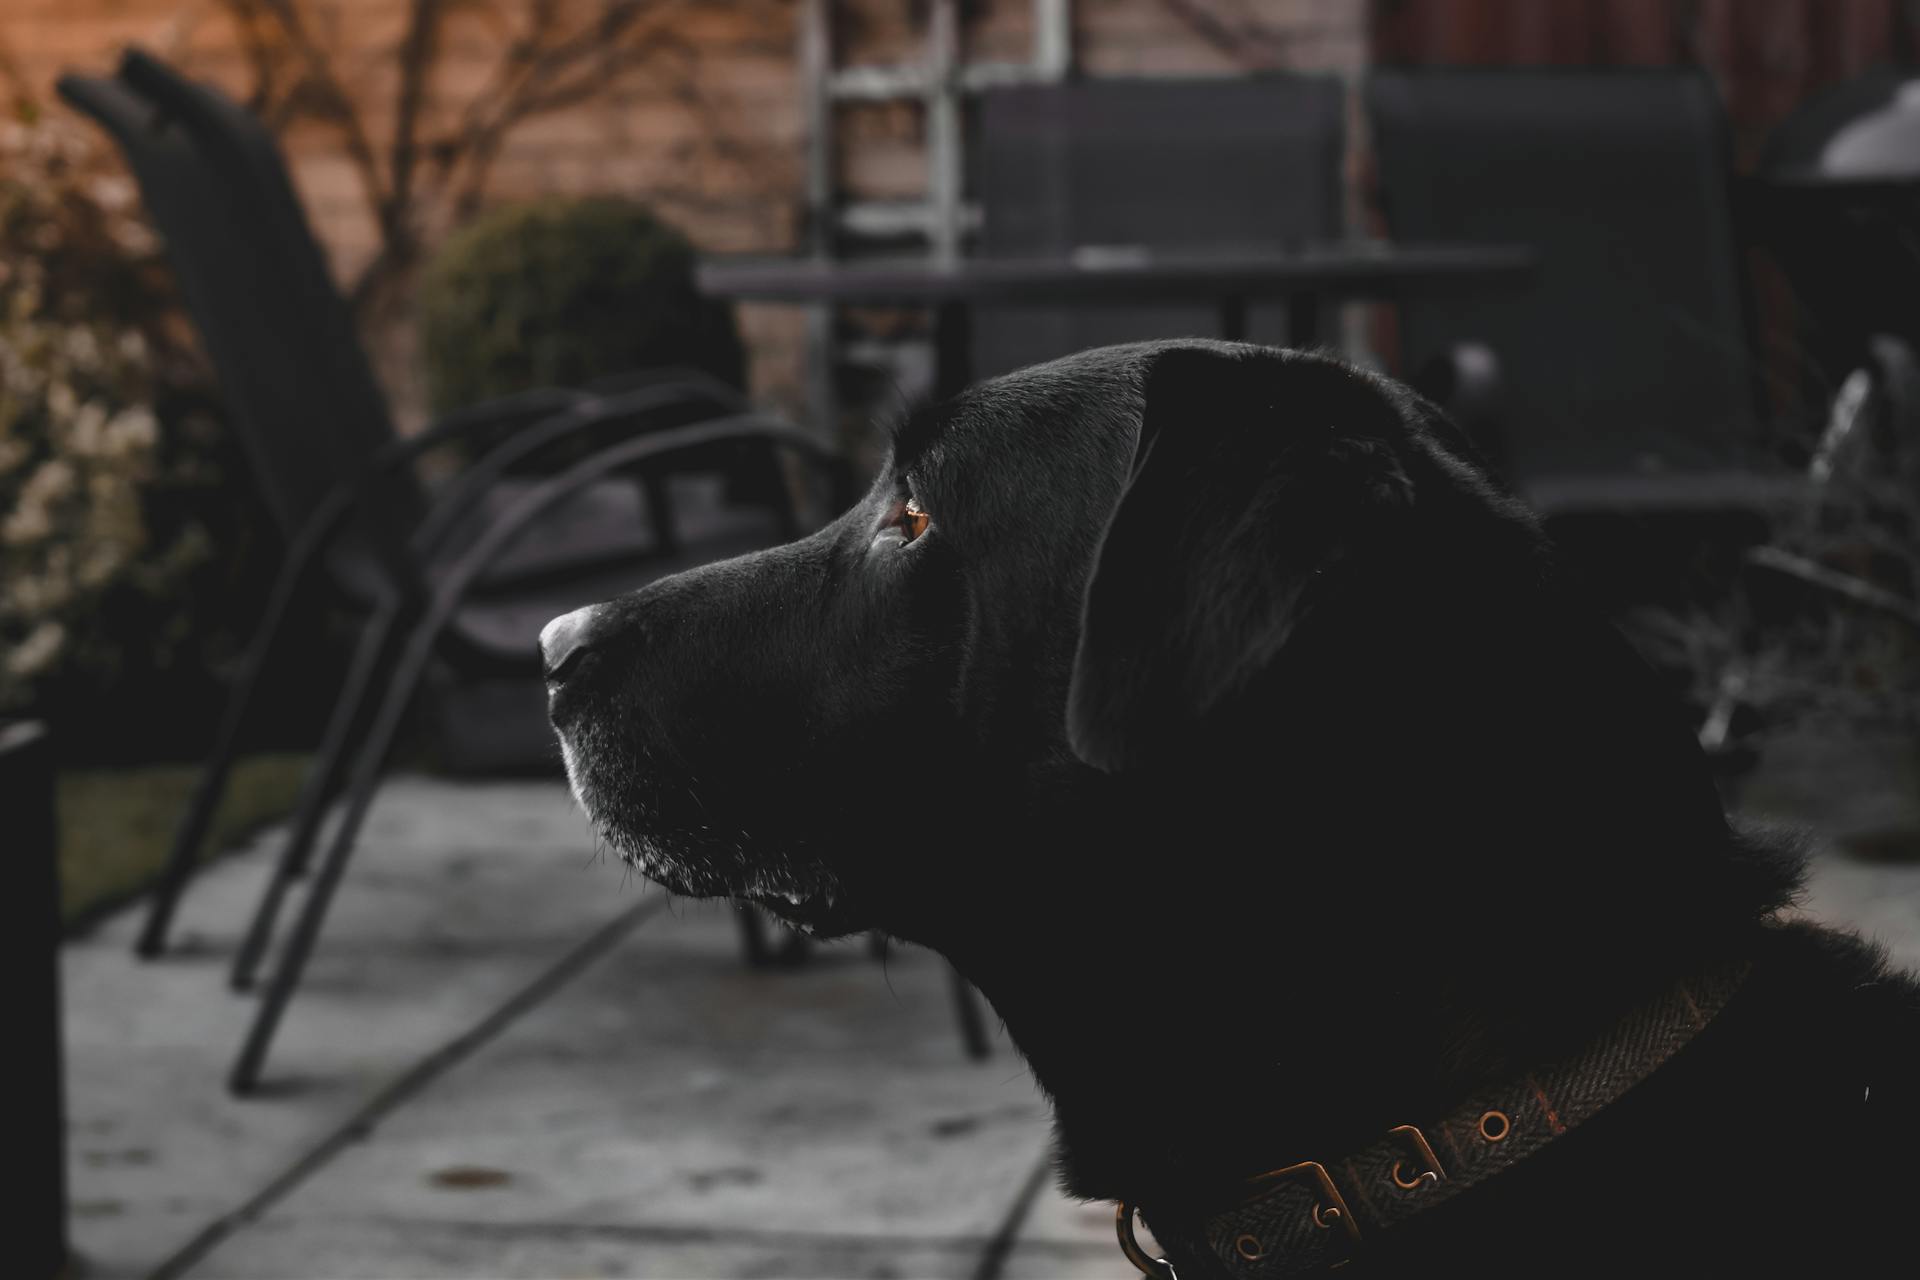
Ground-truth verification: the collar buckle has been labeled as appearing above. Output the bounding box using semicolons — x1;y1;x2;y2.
1238;1160;1363;1246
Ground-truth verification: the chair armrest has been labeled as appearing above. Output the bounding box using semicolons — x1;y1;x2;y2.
425;416;838;618
173;389;601;613
263;377;743;605
409;381;767;556
585;365;749;410
370;364;750;476
370;388;590;472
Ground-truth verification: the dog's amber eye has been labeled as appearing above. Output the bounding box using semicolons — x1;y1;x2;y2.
899;499;929;543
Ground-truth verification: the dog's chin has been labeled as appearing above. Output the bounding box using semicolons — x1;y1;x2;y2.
744;888;868;939
562;750;868;937
590;816;867;939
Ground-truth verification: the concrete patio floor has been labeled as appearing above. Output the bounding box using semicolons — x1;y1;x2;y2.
63;749;1920;1280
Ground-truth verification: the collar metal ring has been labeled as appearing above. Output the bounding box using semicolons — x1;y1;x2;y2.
1116;1203;1180;1280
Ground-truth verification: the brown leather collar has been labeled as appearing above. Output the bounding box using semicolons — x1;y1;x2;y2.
1117;958;1751;1279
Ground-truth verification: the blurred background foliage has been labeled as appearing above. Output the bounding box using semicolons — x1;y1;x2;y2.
0;98;281;763
1619;360;1920;779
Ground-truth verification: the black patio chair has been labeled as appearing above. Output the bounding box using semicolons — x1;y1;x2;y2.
60;54;779;961
1366;68;1807;517
971;74;1347;377
62;53;994;1088
58;60;822;1077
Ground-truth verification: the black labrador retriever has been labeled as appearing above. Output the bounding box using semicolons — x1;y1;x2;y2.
542;341;1920;1277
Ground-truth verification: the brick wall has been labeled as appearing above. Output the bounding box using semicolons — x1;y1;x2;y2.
3;0;1366;421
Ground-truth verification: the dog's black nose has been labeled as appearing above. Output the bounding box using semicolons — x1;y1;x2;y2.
540;606;598;684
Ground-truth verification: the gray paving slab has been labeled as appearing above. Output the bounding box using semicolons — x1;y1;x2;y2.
64;778;641;1278
63;776;1065;1280
1737;724;1920;974
1800;849;1920;974
998;1186;1147;1280
61;734;1920;1280
195;901;1051;1277
183;1216;1000;1280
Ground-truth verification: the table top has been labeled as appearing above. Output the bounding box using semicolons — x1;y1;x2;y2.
698;242;1536;305
1753;170;1920;199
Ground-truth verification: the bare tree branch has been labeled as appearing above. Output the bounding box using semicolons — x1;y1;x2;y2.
209;0;791;313
386;0;446;239
1158;0;1333;66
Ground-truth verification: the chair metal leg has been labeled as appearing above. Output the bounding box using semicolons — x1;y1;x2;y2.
134;553;308;959
222;416;837;1091
228;619;435;1096
774;922;810;966
735;904;774;967
229;601;405;991
949;964;992;1060
734;905;811;968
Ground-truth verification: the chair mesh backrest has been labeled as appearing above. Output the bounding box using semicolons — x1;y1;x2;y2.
972;75;1345;376
64;55;421;555
1367;68;1763;479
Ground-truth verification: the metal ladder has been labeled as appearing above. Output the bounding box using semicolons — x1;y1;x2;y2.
798;0;1074;429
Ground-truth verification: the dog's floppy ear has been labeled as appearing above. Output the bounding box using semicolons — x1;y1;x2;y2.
1066;347;1417;772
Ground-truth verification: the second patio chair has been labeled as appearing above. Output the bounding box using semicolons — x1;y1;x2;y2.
971;73;1347;377
1367;67;1919;755
1367;67;1806;517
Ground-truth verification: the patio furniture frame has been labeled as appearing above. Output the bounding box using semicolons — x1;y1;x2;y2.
60;63;777;975
62;54;995;1086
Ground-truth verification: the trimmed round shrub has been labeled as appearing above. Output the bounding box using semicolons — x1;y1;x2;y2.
417;198;744;412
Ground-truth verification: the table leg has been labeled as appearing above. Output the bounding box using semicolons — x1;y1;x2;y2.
1287;294;1322;349
934;302;972;400
1218;295;1248;343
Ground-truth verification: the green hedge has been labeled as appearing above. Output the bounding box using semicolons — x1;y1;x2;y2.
418;198;743;412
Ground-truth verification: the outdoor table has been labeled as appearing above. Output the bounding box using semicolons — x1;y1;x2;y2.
698;242;1537;397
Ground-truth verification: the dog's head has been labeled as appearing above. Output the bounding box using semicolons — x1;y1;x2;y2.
542;342;1131;926
544;341;1789;1189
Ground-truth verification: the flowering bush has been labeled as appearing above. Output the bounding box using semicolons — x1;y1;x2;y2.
0;101;272;749
2;292;170;681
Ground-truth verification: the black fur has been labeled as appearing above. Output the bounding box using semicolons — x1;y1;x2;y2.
547;341;1920;1274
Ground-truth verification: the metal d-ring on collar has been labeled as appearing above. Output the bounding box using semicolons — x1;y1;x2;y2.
1117;1202;1179;1280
